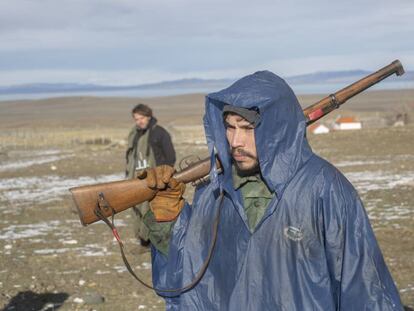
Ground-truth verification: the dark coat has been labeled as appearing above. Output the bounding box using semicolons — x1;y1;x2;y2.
150;71;403;310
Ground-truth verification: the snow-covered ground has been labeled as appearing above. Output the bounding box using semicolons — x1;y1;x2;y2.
0;173;124;209
0;149;74;172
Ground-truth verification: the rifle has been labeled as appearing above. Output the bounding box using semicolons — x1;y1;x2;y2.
70;60;405;226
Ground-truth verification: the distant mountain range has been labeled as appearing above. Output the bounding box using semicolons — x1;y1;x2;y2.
0;78;234;95
0;70;413;96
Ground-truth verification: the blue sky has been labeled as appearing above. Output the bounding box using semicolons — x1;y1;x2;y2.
0;0;413;86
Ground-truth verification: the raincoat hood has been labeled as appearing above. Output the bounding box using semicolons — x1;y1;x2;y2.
205;70;313;196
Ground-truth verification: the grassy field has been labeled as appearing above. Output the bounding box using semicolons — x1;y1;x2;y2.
0;90;413;310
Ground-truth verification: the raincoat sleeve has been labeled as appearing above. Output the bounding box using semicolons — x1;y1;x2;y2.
150;201;193;301
323;172;403;310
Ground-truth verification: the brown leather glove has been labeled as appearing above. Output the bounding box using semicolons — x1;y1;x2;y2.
137;165;186;222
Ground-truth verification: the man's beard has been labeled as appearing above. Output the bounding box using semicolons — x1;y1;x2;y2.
231;148;259;176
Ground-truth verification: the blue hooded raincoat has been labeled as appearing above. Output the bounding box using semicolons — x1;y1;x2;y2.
151;71;403;310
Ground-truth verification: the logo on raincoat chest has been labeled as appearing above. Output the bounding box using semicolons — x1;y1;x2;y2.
284;226;304;241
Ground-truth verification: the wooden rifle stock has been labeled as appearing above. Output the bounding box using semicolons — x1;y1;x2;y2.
70;60;404;226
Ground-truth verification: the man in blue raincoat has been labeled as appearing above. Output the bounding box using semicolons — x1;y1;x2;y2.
140;71;403;310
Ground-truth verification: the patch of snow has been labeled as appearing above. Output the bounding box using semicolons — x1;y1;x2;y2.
113;265;127;273
0;173;123;208
73;297;84;304
344;170;414;194
79;244;109;257
334;160;390;167
0;152;73;172
60;270;81;275
400;285;414;293
96;270;111;275
137;262;152;270
364;199;412;226
61;239;78;245
34;248;71;255
33;244;111;257
22;149;62;157
0;220;61;240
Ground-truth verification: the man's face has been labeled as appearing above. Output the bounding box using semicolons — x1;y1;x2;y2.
133;113;151;130
225;113;258;173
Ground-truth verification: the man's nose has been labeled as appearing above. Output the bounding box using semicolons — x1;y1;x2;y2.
230;130;244;148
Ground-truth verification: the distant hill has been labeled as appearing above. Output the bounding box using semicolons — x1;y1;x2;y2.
286;70;414;85
0;78;234;95
286;70;368;84
0;70;412;96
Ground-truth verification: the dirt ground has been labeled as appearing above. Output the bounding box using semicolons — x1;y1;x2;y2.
0;90;413;310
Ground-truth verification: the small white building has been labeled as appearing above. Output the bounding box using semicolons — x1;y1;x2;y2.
333;117;362;131
308;123;330;135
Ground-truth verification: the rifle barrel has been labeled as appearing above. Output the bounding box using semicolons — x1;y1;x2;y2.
303;60;404;125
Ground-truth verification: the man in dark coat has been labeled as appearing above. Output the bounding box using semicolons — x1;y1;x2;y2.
139;72;403;310
125;103;176;246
